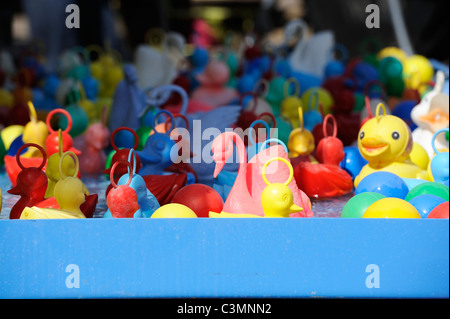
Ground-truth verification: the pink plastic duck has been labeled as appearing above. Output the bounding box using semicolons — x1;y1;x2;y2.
79;107;110;174
191;60;238;108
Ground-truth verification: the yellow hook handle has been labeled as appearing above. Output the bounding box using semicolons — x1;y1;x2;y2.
59;151;79;180
262;157;294;187
375;103;387;122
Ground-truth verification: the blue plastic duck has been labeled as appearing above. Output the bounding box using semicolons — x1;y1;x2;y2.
137;110;178;176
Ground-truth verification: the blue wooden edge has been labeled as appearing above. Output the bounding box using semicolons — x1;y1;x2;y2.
0;218;448;299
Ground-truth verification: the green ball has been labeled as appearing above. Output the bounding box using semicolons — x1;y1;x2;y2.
59;104;89;137
274;116;293;146
353;92;365;112
341;192;386;218
405;182;450;202
104;149;118;178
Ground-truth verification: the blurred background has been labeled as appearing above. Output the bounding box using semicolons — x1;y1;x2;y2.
1;0;448;68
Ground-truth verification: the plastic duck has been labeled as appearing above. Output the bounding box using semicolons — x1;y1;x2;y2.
45;108;81;157
280;77;303;127
287;107;315;159
78;107;110;175
303;91;323;132
2;103;50;184
355;103;431;187
134;30;178;90
211;131;262;216
429;129;449;185
260;157;303;217
104;150;160;218
191;59;239;107
88;44;124;98
105;129;187;206
294;114;353;198
137;110;178;176
105;126;142;177
7;144;48;219
21;151;88;219
411;71;449;157
284;19;334;78
21;101;48;157
211;132;312;217
105;161;142;218
247;137;313;217
59;87;89;137
45;129;83;198
210;157;302;218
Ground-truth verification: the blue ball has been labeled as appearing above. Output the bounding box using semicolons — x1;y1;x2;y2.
304;110;323;132
190;47;209;69
340;146;368;180
324;61;345;78
408;194;447;218
355;171;409;199
392;100;418;131
237;74;257;94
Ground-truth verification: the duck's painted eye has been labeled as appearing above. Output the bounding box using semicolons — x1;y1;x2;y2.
360;131;365;140
392;131;400;140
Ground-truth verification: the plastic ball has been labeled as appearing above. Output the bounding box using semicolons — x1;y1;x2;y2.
408;194;446;218
151;203;198;218
1;125;24;150
190;47;209;69
237;74;257;94
58;104;88;137
392;101;418;131
409;142;430;170
301;88;334;115
405;182;449;202
355;171;409;199
403;55;434;86
377;47;408;63
363;198;421;218
427;201;449;219
171;184;224;217
340;146;368;180
341;192;386;218
324;61;345;78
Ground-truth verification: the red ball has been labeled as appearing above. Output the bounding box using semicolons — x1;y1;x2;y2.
427;201;449;219
171;184;224;217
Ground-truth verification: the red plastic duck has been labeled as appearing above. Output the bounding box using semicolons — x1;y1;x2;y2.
294;115;353;198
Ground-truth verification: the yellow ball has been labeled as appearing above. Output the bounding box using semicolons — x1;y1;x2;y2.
403;55;434;86
410;142;430;170
301;88;334;115
363;198;421;218
1;125;24;150
377;47;408;63
151;203;198;218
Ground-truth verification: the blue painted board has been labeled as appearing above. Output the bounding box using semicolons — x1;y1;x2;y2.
0;218;448;299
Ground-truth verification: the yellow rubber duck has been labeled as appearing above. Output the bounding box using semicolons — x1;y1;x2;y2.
21;151;86;219
45;129;89;198
281;78;303;127
21;102;49;158
355;103;431;187
209;158;302;218
287;107;317;162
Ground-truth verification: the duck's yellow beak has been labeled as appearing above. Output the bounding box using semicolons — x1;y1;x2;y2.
289;203;303;214
361;136;389;156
